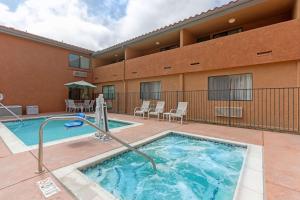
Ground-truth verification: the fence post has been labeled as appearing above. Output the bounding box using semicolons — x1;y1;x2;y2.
228;80;232;126
116;92;119;113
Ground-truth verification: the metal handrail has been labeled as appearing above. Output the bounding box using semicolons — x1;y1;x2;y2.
0;103;23;122
37;116;157;173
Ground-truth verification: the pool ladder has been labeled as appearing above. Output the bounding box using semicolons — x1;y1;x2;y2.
37;116;157;173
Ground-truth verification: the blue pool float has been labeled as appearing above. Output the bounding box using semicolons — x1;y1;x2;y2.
64;113;85;128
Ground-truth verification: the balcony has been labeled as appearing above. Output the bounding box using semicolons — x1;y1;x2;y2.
125;20;300;79
93;61;124;83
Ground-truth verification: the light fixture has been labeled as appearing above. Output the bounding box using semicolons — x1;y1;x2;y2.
114;54;118;57
228;18;236;24
155;41;160;45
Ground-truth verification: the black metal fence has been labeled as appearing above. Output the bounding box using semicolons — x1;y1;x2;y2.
97;88;300;134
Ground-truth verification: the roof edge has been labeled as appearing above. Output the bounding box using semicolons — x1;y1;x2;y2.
0;25;94;55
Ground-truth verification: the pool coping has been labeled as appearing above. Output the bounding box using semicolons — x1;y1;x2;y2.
0;114;142;154
52;130;263;200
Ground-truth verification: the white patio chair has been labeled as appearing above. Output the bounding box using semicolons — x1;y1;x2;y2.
65;99;69;112
134;101;151;118
83;100;90;112
88;100;95;112
148;101;165;120
67;99;80;112
169;102;188;124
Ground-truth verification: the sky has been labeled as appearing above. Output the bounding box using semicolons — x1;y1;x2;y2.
0;0;232;51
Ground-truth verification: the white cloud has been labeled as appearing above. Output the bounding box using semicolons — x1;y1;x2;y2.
0;0;231;51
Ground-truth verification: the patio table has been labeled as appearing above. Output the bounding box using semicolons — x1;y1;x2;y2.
163;112;172;121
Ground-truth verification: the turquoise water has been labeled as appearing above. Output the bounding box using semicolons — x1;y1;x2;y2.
3;117;131;146
82;133;246;200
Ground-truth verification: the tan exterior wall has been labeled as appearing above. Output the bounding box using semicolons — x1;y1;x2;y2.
0;33;92;113
93;62;124;83
184;61;298;91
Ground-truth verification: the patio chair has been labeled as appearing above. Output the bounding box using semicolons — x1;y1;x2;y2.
169;102;188;124
88;100;95;112
148;101;165;120
67;99;81;112
134;101;151;118
65;99;69;112
83;100;90;112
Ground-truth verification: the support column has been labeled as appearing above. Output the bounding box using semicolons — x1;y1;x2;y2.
297;61;300;87
178;74;185;102
293;0;300;19
180;29;197;47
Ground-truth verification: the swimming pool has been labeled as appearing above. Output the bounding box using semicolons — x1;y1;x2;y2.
81;133;246;200
2;116;132;146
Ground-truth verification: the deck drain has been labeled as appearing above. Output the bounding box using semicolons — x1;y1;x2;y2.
37;177;60;198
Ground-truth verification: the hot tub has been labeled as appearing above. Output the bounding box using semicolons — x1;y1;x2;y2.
0;105;22;117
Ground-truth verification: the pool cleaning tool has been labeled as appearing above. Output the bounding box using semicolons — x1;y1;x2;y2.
64;113;85;128
0;93;23;122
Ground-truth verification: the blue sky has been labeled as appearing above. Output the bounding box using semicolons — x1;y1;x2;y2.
0;0;231;50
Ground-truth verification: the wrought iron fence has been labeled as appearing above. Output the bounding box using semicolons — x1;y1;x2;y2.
96;88;300;134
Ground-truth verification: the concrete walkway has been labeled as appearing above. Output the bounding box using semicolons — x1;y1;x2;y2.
0;113;299;199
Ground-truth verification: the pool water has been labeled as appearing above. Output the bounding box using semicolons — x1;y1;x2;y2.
3;117;131;146
82;133;246;200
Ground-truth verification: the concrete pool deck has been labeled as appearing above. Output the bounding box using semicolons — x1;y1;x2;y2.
0;113;299;199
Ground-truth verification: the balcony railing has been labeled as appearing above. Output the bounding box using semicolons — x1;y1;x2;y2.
96;87;300;134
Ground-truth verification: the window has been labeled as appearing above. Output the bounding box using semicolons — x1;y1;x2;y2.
212;28;243;39
102;85;115;100
69;54;80;68
208;74;252;101
140;81;161;100
69;54;90;69
80;56;90;69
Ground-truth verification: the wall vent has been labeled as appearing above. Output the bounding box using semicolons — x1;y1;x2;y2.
190;62;200;66
215;107;243;118
257;50;272;56
73;71;88;78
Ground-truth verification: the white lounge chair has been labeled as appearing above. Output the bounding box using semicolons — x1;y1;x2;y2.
169;102;188;124
148;101;165;120
134;101;151;118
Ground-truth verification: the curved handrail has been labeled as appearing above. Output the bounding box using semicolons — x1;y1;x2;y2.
0;103;23;122
37;116;157;173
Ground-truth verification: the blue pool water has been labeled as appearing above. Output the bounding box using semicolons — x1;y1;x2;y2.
82;133;246;200
3;117;131;146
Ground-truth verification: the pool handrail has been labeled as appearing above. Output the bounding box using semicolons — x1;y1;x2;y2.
37;117;157;173
0;102;23;122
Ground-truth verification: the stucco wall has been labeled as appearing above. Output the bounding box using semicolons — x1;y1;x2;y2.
0;33;92;113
